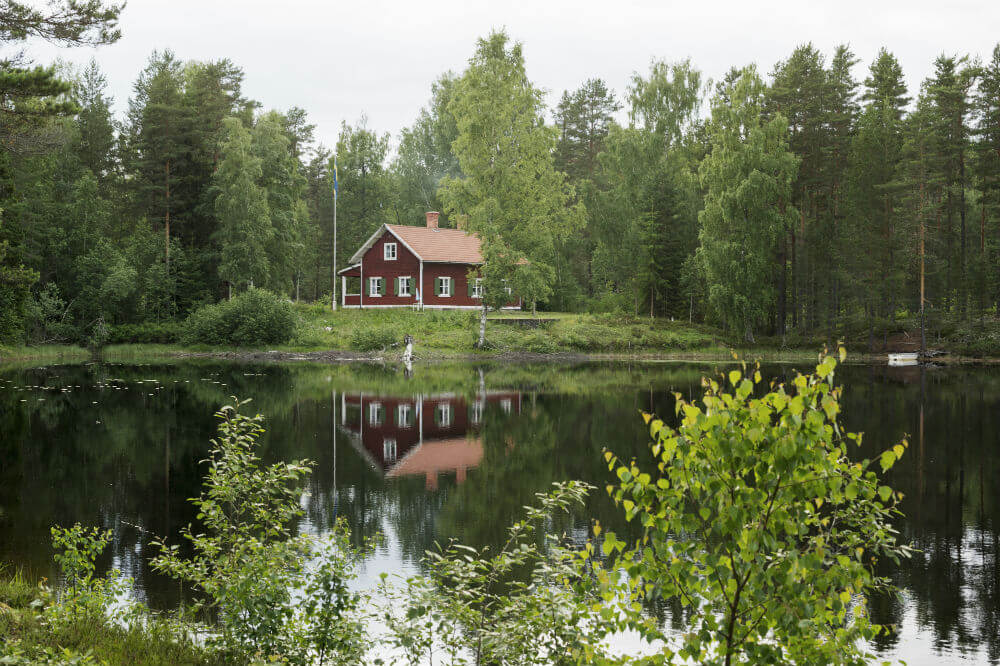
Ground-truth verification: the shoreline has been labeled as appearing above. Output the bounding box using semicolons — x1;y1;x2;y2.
3;343;999;366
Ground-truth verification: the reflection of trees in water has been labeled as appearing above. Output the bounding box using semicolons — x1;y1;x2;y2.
835;365;1000;660
1;360;998;657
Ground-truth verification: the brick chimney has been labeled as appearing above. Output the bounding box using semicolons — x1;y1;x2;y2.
425;211;440;229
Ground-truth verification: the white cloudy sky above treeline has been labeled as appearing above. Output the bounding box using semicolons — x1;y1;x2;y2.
20;0;1000;151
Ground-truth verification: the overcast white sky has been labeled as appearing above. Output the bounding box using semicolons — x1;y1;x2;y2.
20;0;1000;153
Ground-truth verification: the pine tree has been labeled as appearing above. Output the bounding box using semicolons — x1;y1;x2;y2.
927;54;975;318
72;59;115;182
824;44;860;327
125;51;191;283
768;45;827;331
844;49;909;334
332;118;390;271
975;43;1000;314
554;78;620;182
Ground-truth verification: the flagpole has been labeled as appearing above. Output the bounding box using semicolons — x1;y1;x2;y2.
332;156;338;311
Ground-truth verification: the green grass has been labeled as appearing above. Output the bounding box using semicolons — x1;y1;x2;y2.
9;304;998;365
0;345;90;364
290;303;723;355
0;569;220;666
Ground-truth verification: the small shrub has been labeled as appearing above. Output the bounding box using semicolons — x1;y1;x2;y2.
350;326;398;352
182;289;296;346
46;524;125;628
150;399;368;664
518;331;559;353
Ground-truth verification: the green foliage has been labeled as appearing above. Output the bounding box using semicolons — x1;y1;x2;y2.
0;230;38;344
149;399;370;664
48;524;124;628
349;325;399;352
216;117;272;291
440;30;585;345
150;399;310;661
377;481;622;666
698;66;799;342
181;289;296;347
604;350;910;664
106;321;182;344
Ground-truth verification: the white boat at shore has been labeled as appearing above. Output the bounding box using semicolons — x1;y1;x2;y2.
888;352;919;366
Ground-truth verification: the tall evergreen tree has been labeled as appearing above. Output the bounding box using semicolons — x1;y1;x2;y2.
125;50;190;282
72;59;115;182
844;49;909;334
332;118;390;271
551;77;620;310
926;54;975;318
975;43;1000;314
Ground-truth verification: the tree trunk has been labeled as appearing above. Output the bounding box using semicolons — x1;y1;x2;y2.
777;233;787;336
476;304;487;349
165;158;171;276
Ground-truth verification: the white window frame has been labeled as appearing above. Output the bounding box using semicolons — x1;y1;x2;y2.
438;276;452;297
471;400;484;424
397;403;412;428
369;277;383;297
398;276;412;297
369;402;383;425
383;438;397;463
471;278;484;299
436;403;452;428
383;242;397;261
501;398;512;414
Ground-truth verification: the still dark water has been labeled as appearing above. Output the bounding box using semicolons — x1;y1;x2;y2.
0;359;997;664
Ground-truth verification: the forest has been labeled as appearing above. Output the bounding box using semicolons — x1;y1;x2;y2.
2;1;999;349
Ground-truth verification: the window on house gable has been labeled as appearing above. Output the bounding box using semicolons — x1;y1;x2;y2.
369;277;383;297
369;402;384;425
383;438;397;463
384;242;397;261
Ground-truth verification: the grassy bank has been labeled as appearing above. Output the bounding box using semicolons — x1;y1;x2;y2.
7;303;1000;364
291;303;723;354
0;345;90;364
0;569;218;666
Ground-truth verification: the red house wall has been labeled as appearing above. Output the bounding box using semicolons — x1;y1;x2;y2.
357;231;422;306
421;263;480;308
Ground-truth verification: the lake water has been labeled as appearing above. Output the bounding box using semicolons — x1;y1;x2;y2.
0;359;997;664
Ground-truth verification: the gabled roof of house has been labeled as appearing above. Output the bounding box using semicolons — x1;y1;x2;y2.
348;223;484;265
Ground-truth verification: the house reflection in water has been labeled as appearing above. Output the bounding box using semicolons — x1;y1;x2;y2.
338;391;522;489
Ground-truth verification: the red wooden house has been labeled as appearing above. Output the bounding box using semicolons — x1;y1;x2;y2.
338;212;521;310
